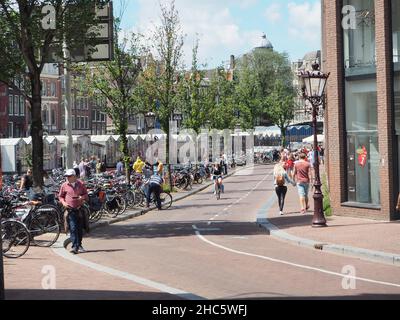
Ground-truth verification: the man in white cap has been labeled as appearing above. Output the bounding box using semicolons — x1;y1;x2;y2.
59;169;89;254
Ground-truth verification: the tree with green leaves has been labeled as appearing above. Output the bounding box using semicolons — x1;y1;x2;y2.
78;27;144;183
142;0;184;190
0;0;107;187
265;80;295;147
205;67;251;131
177;39;208;135
175;40;209;164
235;49;294;129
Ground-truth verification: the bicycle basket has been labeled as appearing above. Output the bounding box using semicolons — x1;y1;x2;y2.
98;191;106;203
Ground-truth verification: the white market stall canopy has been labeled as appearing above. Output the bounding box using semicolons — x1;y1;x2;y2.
302;135;325;144
90;135;113;146
0;138;26;173
254;126;281;137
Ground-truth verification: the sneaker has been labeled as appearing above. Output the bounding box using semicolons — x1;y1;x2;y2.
300;209;306;214
280;211;284;216
78;246;86;253
70;248;79;255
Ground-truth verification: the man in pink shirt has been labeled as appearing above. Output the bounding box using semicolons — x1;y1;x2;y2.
59;169;89;254
293;153;312;214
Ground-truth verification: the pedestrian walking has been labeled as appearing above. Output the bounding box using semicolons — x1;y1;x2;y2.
285;153;295;179
319;147;325;165
78;158;86;179
274;159;295;216
116;158;124;176
222;153;228;175
293;153;312;214
59;169;89;255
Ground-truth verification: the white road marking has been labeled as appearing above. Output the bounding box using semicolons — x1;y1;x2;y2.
53;242;205;300
192;225;221;232
192;226;400;289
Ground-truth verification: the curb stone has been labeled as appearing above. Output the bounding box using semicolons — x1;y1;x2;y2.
257;199;400;267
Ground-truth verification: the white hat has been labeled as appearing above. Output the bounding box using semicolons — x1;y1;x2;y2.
64;169;77;177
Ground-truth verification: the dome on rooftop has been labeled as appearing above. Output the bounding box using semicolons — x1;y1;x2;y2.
255;33;273;51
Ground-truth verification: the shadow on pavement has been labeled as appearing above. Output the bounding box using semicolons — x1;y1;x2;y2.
79;249;126;254
228;294;400;300
87;220;267;240
5;289;400;300
5;289;182;300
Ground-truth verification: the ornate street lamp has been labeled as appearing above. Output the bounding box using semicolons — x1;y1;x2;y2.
0;135;4;300
145;112;156;131
298;62;330;228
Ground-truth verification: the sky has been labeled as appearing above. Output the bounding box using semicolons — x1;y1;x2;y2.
115;0;321;69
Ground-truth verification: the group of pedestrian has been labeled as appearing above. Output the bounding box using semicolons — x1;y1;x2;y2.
217;153;228;175
273;147;318;216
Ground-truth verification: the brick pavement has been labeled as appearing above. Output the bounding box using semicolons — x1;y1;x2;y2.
265;183;400;256
3;245;179;300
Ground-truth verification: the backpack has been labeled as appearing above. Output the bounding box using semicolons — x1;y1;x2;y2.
276;175;285;187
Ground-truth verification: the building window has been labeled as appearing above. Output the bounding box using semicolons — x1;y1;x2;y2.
343;0;376;73
51;82;56;97
19;96;25;116
42;108;48;125
343;2;380;205
7;122;13;137
8;95;13;115
392;0;400;197
42;81;47;97
14;96;18;116
51;108;56;126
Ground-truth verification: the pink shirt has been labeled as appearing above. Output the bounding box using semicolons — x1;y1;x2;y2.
59;180;89;209
295;160;311;184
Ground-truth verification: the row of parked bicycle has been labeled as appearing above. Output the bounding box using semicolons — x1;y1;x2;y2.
0;164;215;259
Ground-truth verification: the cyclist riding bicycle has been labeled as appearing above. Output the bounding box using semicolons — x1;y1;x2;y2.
212;162;224;195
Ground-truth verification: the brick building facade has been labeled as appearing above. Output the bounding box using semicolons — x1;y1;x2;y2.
323;0;400;221
0;82;27;139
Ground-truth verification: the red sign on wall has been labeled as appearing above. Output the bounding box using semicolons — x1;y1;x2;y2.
357;146;368;168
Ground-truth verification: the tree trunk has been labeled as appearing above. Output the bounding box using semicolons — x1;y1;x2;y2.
166;126;173;192
280;128;287;148
31;73;44;189
119;130;130;185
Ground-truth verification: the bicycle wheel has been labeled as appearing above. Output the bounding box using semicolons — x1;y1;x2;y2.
216;185;221;200
28;211;60;248
89;207;103;223
135;190;146;207
159;192;173;210
125;191;136;208
116;196;127;215
1;220;31;259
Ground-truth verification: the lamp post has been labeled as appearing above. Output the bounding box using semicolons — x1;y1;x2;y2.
0;135;4;300
145;112;156;131
298;62;330;228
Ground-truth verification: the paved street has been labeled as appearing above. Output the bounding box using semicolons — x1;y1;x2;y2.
4;165;400;300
